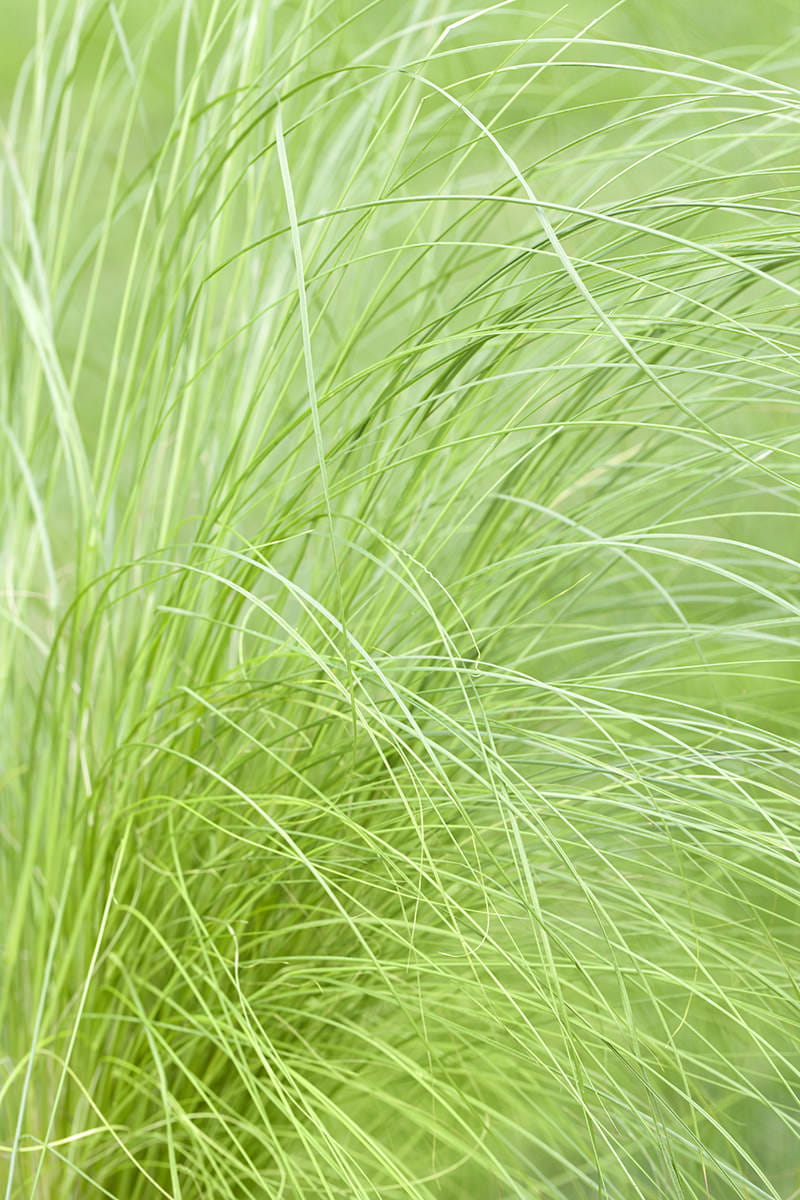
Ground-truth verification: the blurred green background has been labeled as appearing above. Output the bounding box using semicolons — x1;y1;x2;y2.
3;0;799;111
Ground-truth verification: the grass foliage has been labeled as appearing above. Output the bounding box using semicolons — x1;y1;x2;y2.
2;1;800;1196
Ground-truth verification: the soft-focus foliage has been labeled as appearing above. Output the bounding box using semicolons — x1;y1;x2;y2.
2;2;800;1196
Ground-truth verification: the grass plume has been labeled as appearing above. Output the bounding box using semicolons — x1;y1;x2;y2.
2;1;800;1196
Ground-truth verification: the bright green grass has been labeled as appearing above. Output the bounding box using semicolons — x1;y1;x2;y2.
2;2;800;1197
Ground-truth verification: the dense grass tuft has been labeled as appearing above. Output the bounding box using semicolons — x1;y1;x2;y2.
2;2;800;1196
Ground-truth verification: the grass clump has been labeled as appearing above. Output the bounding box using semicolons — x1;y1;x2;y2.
2;1;800;1196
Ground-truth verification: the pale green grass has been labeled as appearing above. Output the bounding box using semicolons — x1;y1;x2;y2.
2;1;800;1197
